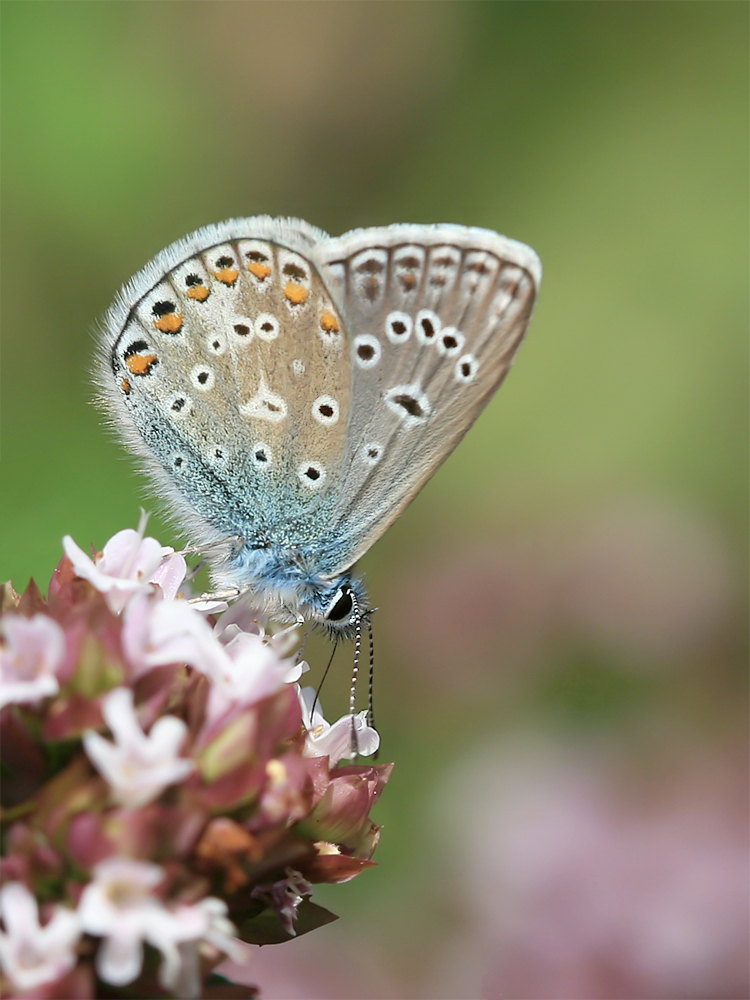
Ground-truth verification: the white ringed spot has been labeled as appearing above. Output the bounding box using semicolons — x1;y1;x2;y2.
252;443;273;468
436;327;465;357
230;318;255;343
206;333;227;356
353;334;381;369
415;309;441;345
385;310;412;344
255;313;280;341
291;359;306;376
360;442;383;466
384;384;431;426
312;395;339;426
190;365;215;391
166;392;192;420
298;461;326;490
454;354;479;383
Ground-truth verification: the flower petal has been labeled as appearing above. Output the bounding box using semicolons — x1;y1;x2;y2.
96;928;144;986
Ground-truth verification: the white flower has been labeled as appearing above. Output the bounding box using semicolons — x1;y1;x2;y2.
63;514;185;613
298;686;380;763
78;858;244;994
79;858;177;987
0;882;80;991
125;598;301;721
83;687;193;808
150;549;188;600
158;897;247;998
127;598;230;679
206;629;303;722
0;613;65;710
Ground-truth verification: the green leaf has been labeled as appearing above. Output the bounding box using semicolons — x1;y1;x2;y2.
239;898;338;945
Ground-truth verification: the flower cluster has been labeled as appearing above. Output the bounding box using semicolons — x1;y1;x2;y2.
0;522;390;999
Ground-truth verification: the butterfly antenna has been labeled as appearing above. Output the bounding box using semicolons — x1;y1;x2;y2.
348;593;363;759
366;618;379;760
312;638;338;722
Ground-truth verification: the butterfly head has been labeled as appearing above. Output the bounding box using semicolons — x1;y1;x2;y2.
314;576;370;639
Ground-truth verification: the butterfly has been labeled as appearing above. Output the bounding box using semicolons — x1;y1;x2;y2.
97;218;541;636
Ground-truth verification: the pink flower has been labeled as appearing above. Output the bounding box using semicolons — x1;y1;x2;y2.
83;687;193;808
296;759;391;857
0;881;81;992
63;520;185;613
1;526;393;997
298;686;380;764
0;613;65;710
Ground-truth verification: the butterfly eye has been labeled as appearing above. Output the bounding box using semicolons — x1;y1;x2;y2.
325;585;353;623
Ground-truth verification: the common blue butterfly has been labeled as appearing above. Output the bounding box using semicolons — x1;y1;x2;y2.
97;218;541;635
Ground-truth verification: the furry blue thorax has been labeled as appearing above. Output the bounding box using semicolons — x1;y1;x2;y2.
216;538;368;634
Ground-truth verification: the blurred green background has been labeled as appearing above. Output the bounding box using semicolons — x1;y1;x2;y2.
2;3;747;998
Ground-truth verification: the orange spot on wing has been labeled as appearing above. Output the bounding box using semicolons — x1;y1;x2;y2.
121;378;131;394
248;262;272;280
215;268;239;285
125;354;158;376
187;285;210;301
320;310;340;333
400;273;418;290
154;313;183;333
284;281;309;305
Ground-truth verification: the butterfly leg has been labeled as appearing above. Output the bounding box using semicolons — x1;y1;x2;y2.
273;613;306;640
188;587;246;612
183;557;208;584
177;534;245;559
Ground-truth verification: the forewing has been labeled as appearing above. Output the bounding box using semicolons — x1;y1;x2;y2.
311;224;541;571
101;218;352;549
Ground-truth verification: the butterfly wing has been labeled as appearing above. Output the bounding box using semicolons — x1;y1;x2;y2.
99;217;355;555
310;224;541;573
98;217;540;593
